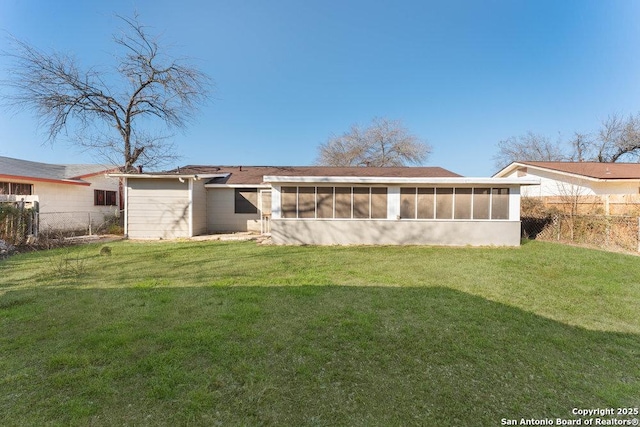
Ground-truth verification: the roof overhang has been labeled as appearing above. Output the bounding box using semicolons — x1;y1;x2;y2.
264;175;540;186
493;162;640;182
204;184;271;188
0;174;91;186
109;173;229;181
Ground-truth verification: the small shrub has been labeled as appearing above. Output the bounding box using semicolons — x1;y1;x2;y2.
48;248;88;277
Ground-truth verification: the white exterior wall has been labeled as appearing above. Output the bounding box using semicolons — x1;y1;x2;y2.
126;178;190;239
1;174;119;232
272;220;521;246
505;167;640;197
206;188;261;233
191;180;208;236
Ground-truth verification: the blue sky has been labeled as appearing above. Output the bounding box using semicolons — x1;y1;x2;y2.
1;0;640;176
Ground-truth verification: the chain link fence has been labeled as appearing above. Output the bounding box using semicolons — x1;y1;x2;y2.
38;210;123;238
522;214;640;253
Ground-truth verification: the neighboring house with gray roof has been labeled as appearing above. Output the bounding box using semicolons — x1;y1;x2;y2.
111;165;538;246
494;161;640;215
0;156;120;233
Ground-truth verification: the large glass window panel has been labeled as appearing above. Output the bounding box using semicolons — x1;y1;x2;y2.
435;188;453;219
316;187;333;218
235;188;258;214
400;188;416;219
12;183;32;195
454;188;472;219
335;187;352;218
417;188;435;219
281;186;297;219
491;188;510;219
371;188;388;219
473;188;490;219
297;187;315;218
353;187;370;218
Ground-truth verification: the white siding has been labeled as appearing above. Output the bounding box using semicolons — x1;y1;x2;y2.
192;180;208;236
207;188;261;233
4;174;120;232
508;167;640;197
127;178;190;239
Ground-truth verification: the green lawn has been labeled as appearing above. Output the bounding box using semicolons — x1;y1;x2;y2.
1;240;639;426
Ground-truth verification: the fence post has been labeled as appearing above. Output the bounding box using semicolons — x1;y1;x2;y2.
637;217;640;253
88;212;92;236
33;201;39;238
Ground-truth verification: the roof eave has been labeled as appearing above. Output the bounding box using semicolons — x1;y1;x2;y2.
264;175;540;185
0;174;91;186
109;173;229;180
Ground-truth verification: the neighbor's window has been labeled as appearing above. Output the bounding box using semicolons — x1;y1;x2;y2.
94;190;117;206
0;182;33;195
235;188;258;214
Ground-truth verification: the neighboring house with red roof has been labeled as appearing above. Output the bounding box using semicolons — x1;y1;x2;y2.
494;161;640;215
0;156;120;232
111;165;538;246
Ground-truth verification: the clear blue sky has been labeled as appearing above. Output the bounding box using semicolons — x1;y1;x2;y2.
1;0;640;176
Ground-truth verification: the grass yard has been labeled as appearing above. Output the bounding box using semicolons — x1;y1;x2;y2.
1;240;639;426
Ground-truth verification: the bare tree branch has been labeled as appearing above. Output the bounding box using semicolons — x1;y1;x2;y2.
316;117;431;167
496;113;640;167
494;132;568;169
1;13;212;171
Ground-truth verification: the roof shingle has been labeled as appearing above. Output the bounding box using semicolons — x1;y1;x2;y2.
519;161;640;180
169;165;462;185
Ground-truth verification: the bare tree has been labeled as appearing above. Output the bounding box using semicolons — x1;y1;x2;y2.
316;117;431;167
494;131;567;169
590;113;640;163
1;14;211;170
497;114;640;168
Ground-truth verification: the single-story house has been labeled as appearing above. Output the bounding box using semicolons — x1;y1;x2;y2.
112;165;538;246
493;161;640;215
0;156;120;232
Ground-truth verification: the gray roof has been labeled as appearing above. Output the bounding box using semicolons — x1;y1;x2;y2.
166;165;462;185
0;156;116;183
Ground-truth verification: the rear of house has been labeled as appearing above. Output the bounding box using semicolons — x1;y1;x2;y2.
115;166;537;246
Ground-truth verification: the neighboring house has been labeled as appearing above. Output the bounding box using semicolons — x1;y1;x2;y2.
494;161;640;215
0;156;120;232
111;165;538;246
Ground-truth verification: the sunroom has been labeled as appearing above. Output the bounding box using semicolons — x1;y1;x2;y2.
265;176;538;246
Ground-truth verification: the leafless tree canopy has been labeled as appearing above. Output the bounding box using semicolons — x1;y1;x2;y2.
496;113;640;169
1;14;211;170
494;132;568;169
316;117;431;167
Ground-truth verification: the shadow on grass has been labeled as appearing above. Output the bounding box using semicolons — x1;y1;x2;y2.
1;285;639;426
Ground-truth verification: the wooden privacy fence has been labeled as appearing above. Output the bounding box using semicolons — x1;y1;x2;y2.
522;214;640;253
0;201;38;245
